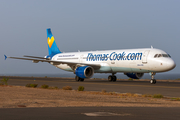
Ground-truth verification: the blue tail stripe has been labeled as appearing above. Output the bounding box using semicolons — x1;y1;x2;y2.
47;29;53;38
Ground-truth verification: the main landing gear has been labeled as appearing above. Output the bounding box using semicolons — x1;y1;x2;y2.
75;76;84;82
108;73;117;82
150;72;156;84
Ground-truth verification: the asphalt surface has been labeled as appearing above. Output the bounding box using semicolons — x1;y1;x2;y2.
1;76;180;120
1;107;180;120
2;76;180;97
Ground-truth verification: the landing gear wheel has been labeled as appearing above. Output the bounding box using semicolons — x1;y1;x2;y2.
108;75;117;82
153;79;156;84
75;76;84;82
150;79;156;84
80;78;84;82
150;72;156;84
112;76;117;82
75;76;80;81
108;75;112;81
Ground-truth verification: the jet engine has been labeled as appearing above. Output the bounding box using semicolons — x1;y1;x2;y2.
75;66;94;78
125;73;144;79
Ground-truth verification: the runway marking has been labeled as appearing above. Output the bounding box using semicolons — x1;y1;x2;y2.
10;79;180;89
83;112;131;116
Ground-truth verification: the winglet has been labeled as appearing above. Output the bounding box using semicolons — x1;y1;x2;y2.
4;55;7;60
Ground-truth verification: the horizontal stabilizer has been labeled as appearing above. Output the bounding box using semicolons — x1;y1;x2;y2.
23;55;50;60
4;55;7;60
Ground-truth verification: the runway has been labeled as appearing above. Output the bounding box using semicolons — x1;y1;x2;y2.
1;107;180;120
3;76;180;97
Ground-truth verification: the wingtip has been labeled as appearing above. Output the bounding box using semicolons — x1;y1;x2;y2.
4;55;7;60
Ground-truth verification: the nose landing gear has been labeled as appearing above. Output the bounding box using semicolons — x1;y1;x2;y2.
150;72;156;84
150;79;156;84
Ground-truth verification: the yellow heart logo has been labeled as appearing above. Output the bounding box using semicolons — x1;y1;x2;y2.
47;36;54;48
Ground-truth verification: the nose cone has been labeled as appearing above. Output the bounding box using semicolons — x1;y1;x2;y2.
166;59;176;71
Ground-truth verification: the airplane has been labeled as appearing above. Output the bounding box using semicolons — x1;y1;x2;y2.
4;28;176;84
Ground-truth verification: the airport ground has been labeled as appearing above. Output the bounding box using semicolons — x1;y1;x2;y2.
0;76;180;120
1;76;180;97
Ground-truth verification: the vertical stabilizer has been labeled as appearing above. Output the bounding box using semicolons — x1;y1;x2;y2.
47;28;61;55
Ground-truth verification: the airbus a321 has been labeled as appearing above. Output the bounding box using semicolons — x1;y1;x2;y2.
5;28;176;84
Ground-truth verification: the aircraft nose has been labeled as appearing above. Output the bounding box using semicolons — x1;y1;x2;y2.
166;59;176;71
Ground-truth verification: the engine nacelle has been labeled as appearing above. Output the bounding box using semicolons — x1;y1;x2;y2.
125;73;144;79
75;66;94;78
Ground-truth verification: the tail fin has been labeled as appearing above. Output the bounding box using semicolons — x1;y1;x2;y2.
47;28;61;55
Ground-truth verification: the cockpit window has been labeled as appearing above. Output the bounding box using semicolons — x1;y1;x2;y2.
154;54;158;58
158;54;162;57
154;54;171;58
162;54;169;57
168;54;171;58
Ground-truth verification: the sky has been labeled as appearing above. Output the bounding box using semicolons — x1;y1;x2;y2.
0;0;180;75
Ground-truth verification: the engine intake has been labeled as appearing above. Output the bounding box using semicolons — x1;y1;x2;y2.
75;66;94;78
125;73;144;79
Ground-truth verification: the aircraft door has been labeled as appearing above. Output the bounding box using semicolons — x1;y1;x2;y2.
142;50;150;64
80;55;84;63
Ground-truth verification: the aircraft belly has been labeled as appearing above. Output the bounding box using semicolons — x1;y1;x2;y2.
111;67;132;73
56;64;73;72
109;61;132;73
109;60;150;73
129;61;150;73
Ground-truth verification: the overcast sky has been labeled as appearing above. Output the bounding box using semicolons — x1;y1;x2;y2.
1;0;179;75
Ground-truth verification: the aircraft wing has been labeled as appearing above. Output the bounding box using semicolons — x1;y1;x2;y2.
4;55;101;70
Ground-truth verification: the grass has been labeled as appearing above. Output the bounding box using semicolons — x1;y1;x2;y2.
26;84;59;89
152;94;164;98
119;93;140;97
88;91;141;97
128;78;133;81
86;91;165;99
26;84;38;88
171;98;180;101
41;84;49;89
1;77;9;85
62;86;72;90
78;86;85;91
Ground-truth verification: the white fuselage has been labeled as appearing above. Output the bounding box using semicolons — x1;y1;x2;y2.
51;48;176;74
